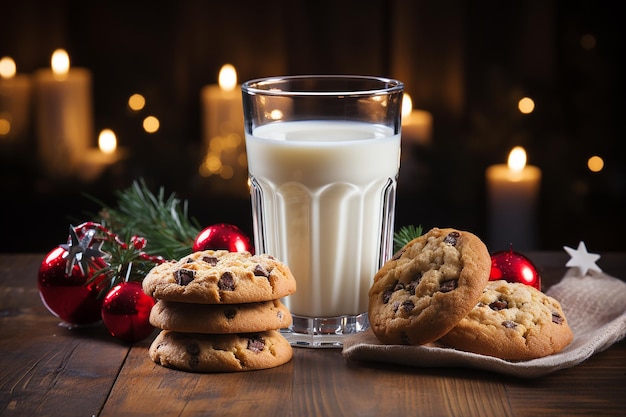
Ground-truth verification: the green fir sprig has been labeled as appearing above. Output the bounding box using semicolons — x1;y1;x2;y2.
393;224;424;252
86;179;201;261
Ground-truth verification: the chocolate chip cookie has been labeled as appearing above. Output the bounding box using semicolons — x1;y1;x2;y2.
149;329;293;372
440;280;573;360
368;227;491;345
149;299;292;334
142;250;296;304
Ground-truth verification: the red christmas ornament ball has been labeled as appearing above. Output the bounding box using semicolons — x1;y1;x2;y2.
193;223;253;253
489;247;541;290
38;246;108;325
101;281;156;344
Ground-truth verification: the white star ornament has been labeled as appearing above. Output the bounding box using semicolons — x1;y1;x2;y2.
563;241;602;276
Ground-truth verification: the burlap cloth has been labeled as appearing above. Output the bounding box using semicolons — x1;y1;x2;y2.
342;269;626;378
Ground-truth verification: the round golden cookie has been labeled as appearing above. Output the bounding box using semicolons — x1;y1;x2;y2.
440;280;574;360
149;299;293;334
149;329;293;372
142;250;296;304
368;227;491;345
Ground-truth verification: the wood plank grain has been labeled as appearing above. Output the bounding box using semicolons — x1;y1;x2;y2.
0;254;130;417
101;336;293;417
102;344;515;417
338;358;514;417
504;340;626;416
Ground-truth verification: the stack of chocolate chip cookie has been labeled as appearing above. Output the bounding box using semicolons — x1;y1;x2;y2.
142;249;297;372
369;227;573;360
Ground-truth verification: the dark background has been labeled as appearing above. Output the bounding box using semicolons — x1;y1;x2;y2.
1;0;624;254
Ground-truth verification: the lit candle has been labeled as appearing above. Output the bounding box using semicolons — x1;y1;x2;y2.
98;128;118;156
401;93;433;145
0;56;32;143
486;146;541;251
200;64;247;195
77;128;125;182
34;49;94;177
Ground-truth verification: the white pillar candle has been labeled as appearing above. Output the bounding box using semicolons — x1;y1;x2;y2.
0;56;32;143
76;128;126;182
34;49;94;177
486;146;541;251
201;64;243;143
401;94;432;145
200;64;247;195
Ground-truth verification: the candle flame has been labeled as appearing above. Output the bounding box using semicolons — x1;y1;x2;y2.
402;93;413;119
98;129;117;154
0;56;16;79
218;64;237;91
507;146;527;173
51;49;70;79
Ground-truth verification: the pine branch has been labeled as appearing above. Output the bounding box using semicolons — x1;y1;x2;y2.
85;179;201;260
393;224;423;252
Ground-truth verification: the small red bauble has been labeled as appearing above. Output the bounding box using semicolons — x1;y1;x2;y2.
38;246;108;325
490;247;541;290
101;281;156;344
193;223;253;253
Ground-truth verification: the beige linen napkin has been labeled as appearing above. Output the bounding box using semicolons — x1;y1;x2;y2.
342;269;626;378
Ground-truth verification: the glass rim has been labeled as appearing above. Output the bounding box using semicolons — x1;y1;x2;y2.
241;75;404;97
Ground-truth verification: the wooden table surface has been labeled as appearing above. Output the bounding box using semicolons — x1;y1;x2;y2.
1;252;624;417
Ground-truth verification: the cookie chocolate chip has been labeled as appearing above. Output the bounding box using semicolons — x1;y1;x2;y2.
149;330;293;372
440;280;573;360
149;299;292;334
142;250;296;304
368;227;491;345
175;269;195;286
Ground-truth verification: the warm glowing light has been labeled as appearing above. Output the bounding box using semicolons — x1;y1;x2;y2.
225;133;241;148
199;153;223;177
518;97;535;114
98;129;117;154
210;137;224;152
128;93;146;111
0;57;16;79
218;64;237;91
507;146;527;174
143;116;160;133
587;155;604;172
269;109;284;120
0;117;11;136
51;49;70;78
220;165;234;180
580;34;596;50
206;154;222;172
238;153;247;167
402;93;413;119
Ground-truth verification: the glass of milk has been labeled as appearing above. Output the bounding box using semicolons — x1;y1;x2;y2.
241;75;404;347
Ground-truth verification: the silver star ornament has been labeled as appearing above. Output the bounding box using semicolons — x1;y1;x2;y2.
60;225;109;276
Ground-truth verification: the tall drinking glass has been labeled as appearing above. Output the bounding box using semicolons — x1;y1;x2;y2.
242;75;404;347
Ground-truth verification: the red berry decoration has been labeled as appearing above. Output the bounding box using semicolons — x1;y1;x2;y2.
489;246;541;290
193;223;253;253
38;246;108;326
101;281;156;344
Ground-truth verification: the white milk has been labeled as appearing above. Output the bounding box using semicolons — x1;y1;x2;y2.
246;121;400;317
